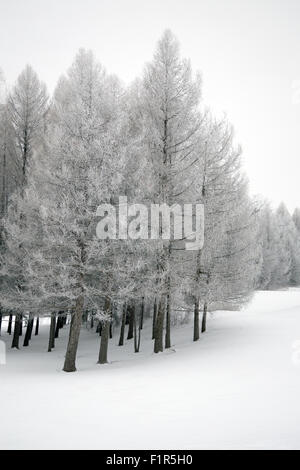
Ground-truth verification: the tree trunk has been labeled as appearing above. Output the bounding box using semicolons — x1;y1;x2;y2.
133;307;142;353
138;310;142;352
125;307;130;325
201;302;207;333
63;295;84;372
19;316;23;336
193;298;200;342
59;313;65;328
127;304;134;340
154;297;165;354
23;315;34;347
165;294;171;349
118;303;126;346
11;314;21;349
0;311;2;335
7;314;12;335
98;299;111;365
48;314;56;352
133;307;139;353
28;316;34;341
140;298;144;330
152;298;157;340
98;321;110;364
35;316;39;336
55;315;61;339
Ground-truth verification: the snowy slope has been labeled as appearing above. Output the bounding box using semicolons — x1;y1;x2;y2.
1;289;300;450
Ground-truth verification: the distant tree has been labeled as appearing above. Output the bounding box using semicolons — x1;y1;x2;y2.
257;204;280;289
293;208;300;233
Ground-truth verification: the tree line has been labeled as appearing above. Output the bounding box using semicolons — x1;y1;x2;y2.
0;31;299;372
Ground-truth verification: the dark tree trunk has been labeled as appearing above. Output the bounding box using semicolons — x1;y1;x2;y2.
0;311;2;335
154;298;165;354
127;304;134;340
11;314;21;349
48;314;56;352
133;307;138;353
19;316;23;336
140;298;144;330
35;316;40;336
90;314;94;330
193;298;200;342
23;315;34;347
118;303;126;346
165;294;171;349
109;322;113;339
63;295;84;372
98;299;111;365
98;321;110;364
152;298;157;340
7;314;12;335
201;302;207;333
133;308;142;353
55;315;61;339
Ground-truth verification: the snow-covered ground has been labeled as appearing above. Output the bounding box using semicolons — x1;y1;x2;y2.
1;289;300;450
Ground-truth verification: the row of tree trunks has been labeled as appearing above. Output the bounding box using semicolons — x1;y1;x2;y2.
201;302;207;333
193;298;200;342
127;304;134;340
165;294;171;349
154;297;165;353
152;298;157;340
7;314;12;335
152;295;207;349
118;300;144;351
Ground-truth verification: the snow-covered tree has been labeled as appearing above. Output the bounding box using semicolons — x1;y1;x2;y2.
257;203;280;289
258;203;300;289
140;30;202;352
188;115;258;340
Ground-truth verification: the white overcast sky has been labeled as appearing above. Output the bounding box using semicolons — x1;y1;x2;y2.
0;0;299;212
